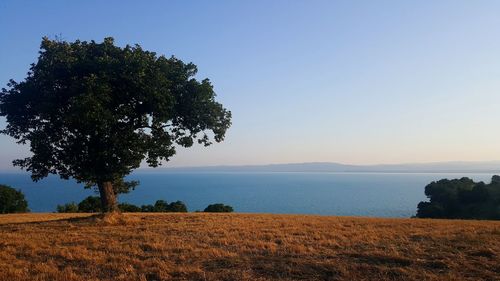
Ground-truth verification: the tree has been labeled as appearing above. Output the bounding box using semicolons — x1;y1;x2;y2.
204;203;234;213
416;176;500;220
0;184;29;213
167;201;188;212
0;37;231;212
422;177;474;218
153;200;169;212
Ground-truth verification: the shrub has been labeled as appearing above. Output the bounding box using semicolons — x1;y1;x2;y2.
141;200;188;212
78;196;102;213
153;200;169;212
0;184;29;213
204;203;234;213
167;201;188;212
56;202;79;213
118;202;141;212
56;198;188;213
140;204;155;212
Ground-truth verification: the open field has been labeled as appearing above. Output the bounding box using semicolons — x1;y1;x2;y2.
0;213;499;281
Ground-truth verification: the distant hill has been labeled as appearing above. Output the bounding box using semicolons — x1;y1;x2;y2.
138;161;500;173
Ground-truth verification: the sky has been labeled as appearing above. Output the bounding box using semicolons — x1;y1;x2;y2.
1;0;500;169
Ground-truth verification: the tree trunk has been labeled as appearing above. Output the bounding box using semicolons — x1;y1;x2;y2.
98;181;118;212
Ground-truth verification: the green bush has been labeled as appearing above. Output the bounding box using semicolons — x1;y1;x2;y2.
140;204;155;212
56;202;79;213
167;201;188;212
153;200;169;212
77;196;102;213
56;197;189;213
141;200;188;212
0;184;29;213
204;203;234;213
118;202;141;212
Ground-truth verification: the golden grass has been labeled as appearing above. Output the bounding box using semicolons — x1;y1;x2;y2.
0;213;499;281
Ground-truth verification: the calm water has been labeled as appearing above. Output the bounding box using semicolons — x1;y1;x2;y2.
0;172;495;217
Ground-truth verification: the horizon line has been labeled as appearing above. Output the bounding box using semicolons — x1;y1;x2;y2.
1;160;500;173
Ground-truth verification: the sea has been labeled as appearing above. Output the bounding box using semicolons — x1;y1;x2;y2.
0;172;495;217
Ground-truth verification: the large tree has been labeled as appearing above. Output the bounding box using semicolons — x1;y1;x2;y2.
0;37;231;212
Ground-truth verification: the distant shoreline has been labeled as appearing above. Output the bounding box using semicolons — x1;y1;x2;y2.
2;160;500;174
133;161;500;174
133;170;500;174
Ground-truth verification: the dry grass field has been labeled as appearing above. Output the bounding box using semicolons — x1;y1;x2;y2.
0;213;499;281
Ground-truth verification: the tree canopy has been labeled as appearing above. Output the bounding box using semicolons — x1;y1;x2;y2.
0;37;231;211
416;176;500;220
0;184;29;213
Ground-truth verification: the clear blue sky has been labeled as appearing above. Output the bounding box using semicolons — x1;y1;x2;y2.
1;0;500;169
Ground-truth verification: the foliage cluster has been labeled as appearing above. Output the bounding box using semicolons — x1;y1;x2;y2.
416;176;500;220
203;203;234;213
57;196;188;213
140;200;188;213
0;184;29;213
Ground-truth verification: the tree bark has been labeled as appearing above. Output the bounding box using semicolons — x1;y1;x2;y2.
98;181;118;212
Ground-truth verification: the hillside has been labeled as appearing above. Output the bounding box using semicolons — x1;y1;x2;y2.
0;213;499;281
138;161;500;173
